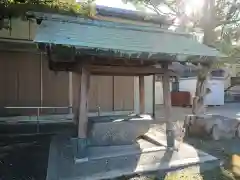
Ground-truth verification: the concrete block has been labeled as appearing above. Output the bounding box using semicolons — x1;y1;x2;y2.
88;115;152;146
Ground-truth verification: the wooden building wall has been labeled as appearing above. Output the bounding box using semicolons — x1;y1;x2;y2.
0;18;135;116
72;72;134;112
42;57;69;114
0;51;134;116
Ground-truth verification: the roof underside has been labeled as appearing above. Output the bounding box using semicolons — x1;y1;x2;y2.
34;18;223;62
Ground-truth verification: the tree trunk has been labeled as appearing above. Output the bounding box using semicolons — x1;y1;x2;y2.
192;65;211;116
192;0;216;116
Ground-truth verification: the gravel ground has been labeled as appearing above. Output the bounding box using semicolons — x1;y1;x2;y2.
0;135;51;180
129;104;240;180
118;137;240;180
182;137;238;180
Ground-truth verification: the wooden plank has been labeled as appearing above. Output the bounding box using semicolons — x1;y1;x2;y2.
72;72;81;123
139;76;145;114
86;65;177;76
17;53;41;115
42;55;69;114
113;76;134;111
4;52;20;115
88;76;113;112
162;63;174;148
0;52;7;109
88;76;98;112
77;67;90;138
96;76;113;112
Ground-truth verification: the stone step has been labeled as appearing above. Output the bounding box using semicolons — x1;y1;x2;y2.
88;114;153;146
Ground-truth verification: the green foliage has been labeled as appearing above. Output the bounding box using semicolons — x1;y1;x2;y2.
0;0;96;18
214;37;240;64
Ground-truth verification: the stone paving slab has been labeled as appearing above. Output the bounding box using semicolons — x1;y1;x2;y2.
47;131;219;180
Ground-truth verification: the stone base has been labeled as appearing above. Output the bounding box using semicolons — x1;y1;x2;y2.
46;133;219;180
184;114;240;140
88;114;152;146
71;138;88;158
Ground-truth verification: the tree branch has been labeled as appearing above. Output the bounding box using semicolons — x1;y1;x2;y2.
216;18;240;27
145;1;175;16
162;1;178;15
162;0;198;23
145;1;161;15
216;1;240;27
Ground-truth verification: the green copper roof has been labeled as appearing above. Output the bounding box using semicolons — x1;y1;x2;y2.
34;18;224;61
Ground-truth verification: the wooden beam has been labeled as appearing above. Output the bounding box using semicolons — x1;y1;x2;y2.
77;66;90;138
76;55;156;66
162;63;174;148
86;65;177;77
139;76;145;114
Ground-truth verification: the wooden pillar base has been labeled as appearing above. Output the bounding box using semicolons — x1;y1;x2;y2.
184;114;197;136
166;129;175;148
72;138;88;158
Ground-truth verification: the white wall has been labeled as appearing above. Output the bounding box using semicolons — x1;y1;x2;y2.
133;75;225;109
205;79;225;105
179;78;197;104
178;77;225;105
154;77;225;106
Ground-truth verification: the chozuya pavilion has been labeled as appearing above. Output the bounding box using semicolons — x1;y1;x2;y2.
33;12;222;180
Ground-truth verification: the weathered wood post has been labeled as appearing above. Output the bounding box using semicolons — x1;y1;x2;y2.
162;63;174;148
74;65;90;158
77;66;90;138
139;75;145;114
68;72;73;114
152;75;156;118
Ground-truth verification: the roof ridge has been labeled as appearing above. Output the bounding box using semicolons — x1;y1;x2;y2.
28;11;192;37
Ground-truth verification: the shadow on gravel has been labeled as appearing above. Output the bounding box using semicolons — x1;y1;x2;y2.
183;137;240;180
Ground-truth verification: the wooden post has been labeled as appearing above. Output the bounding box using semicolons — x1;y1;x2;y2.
162;63;174;148
77;67;90;138
139;75;145;114
40;53;43;113
69;72;73;114
152;75;156;118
